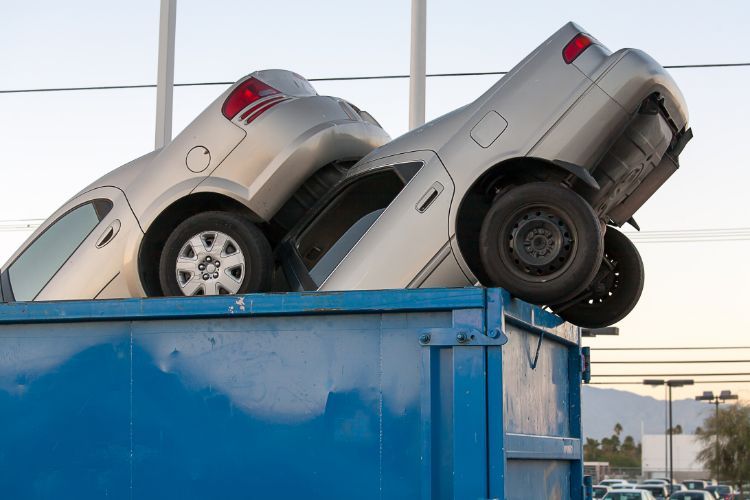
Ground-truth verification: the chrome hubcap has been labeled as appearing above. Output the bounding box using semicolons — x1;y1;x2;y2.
175;231;245;295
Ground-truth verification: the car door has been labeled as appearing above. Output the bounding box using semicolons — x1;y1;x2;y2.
3;187;140;301
318;153;465;291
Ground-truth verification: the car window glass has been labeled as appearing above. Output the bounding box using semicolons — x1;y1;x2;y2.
8;202;104;301
603;492;642;499
309;208;384;285
296;170;405;286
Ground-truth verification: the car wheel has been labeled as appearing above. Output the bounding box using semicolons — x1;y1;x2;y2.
159;211;272;296
553;227;644;328
478;182;603;304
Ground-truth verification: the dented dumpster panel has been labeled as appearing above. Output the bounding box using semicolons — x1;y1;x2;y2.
0;288;583;499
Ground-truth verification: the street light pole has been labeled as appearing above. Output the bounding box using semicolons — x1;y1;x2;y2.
644;379;694;484
668;383;674;485
664;384;669;476
696;390;738;483
714;399;719;483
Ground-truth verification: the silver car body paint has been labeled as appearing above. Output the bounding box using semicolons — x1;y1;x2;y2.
309;22;689;291
2;70;389;300
3;22;690;301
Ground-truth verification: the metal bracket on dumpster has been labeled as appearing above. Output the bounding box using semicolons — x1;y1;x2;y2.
418;327;508;347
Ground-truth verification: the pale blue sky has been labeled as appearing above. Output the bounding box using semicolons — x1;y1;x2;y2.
1;1;749;399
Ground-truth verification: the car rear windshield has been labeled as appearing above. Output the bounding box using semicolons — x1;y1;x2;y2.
604;492;642;499
708;486;731;494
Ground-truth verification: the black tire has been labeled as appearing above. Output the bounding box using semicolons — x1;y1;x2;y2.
554;227;644;328
478;182;604;304
159;211;272;296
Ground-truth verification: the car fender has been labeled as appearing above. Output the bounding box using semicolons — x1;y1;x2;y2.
118;220;148;298
195;120;390;221
136;178;215;231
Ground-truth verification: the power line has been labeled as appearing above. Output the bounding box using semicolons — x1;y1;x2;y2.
0;219;44;232
624;227;750;243
593;372;750;377
0;81;234;95
3;217;750;242
590;346;750;351
627;228;750;234
663;63;750;69
1;62;749;95
592;360;750;364
591;381;750;385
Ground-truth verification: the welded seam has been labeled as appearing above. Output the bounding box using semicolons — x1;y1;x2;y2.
378;320;384;498
129;324;134;500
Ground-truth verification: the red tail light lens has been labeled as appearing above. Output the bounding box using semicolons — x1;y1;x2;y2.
563;33;593;64
222;77;280;119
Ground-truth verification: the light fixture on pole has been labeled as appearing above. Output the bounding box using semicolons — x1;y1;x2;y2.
643;379;694;485
695;389;738;482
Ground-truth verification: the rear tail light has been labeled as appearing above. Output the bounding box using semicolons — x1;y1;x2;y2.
563;33;593;64
222;77;282;120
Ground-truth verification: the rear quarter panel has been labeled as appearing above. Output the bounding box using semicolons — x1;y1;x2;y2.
439;43;593;199
197;96;389;220
128;91;247;229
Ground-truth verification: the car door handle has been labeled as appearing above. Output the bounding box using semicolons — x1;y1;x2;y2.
96;219;121;248
415;182;444;213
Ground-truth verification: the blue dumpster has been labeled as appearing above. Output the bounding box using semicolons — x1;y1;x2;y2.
0;288;584;499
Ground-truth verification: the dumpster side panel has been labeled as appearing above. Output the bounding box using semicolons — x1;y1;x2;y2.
0;322;132;499
502;322;572;436
0;308;455;499
0;288;584;499
506;460;573;500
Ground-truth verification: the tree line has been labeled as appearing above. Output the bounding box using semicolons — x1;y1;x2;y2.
697;403;750;493
584;422;641;468
584;403;750;493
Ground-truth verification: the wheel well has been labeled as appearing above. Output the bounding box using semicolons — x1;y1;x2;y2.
454;157;575;284
138;193;260;296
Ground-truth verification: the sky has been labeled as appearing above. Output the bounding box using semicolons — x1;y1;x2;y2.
1;1;749;400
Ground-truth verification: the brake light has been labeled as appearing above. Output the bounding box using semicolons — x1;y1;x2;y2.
222;77;280;119
563;33;593;64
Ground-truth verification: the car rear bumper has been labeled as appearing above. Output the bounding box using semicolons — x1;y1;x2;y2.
590;48;689;132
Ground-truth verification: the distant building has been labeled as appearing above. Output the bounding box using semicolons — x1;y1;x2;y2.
641;434;710;481
584;462;610;484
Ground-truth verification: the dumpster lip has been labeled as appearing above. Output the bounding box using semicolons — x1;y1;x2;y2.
0;287;489;325
0;288;574;347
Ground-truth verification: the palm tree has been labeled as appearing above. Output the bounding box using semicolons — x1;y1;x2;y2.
697;404;750;494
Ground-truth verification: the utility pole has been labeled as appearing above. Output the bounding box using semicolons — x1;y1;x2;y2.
409;0;426;130
155;0;176;149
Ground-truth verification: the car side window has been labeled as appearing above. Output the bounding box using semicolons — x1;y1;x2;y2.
295;170;405;286
8;199;112;301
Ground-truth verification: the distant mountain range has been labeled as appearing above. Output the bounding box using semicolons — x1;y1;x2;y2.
582;386;714;442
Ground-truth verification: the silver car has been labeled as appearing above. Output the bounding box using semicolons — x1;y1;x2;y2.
0;70;389;301
2;23;691;329
605;490;657;500
278;22;692;327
